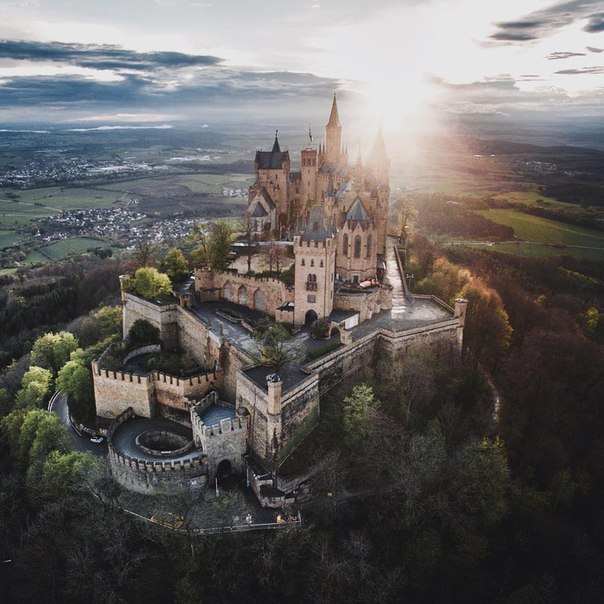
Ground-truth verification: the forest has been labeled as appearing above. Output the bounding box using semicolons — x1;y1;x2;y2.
0;204;603;603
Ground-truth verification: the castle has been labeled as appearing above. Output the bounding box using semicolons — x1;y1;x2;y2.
93;97;467;507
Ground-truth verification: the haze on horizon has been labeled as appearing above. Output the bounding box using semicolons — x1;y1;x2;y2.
0;0;603;151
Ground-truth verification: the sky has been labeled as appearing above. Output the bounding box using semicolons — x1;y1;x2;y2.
0;0;603;134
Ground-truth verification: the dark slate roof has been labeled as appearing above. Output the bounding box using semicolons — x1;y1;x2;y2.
346;196;369;222
249;201;268;218
259;187;276;210
256;135;288;170
301;205;332;243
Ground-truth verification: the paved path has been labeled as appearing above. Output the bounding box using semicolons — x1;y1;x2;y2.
384;237;407;318
50;392;107;456
111;417;201;462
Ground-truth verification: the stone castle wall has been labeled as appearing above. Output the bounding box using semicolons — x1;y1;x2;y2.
195;268;293;316
334;287;382;323
93;359;219;420
92;362;156;419
191;392;248;480
122;292;180;350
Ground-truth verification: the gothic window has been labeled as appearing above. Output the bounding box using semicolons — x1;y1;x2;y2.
320;260;324;267
366;234;372;259
342;233;348;257
301;258;305;266
354;235;362;258
308;274;317;282
311;259;315;267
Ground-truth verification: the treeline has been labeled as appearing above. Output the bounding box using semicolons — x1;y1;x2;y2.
408;194;515;240
0;257;123;368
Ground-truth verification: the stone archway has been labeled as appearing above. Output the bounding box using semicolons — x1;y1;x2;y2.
305;309;318;325
223;281;234;302
238;285;248;307
253;288;266;312
217;459;232;478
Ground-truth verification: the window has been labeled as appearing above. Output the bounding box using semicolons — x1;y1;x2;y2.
320;260;324;267
366;234;372;259
342;233;348;257
308;274;317;282
307;294;316;303
354;235;362;258
310;259;315;267
301;258;305;266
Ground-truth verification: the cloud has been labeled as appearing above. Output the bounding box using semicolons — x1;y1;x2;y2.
586;45;604;52
546;51;586;60
555;66;604;74
489;0;602;44
0;40;222;70
583;12;604;32
0;39;341;121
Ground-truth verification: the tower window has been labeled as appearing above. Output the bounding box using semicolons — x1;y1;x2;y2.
301;258;305;266
311;259;315;267
366;234;372;259
307;295;316;303
320;260;324;267
342;233;348;257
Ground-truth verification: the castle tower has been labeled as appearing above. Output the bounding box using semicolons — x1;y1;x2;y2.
368;126;390;185
325;94;342;165
248;131;291;237
293;205;336;326
300;147;318;207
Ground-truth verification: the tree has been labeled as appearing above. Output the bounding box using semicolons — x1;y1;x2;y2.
342;384;380;445
128;319;161;347
15;365;53;409
30;331;79;376
461;279;512;372
253;321;296;373
130;267;173;300
207;220;233;271
132;236;156;268
56;359;95;422
162;247;190;284
37;450;102;501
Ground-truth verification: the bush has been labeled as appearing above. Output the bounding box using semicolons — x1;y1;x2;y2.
311;318;330;339
127;320;160;348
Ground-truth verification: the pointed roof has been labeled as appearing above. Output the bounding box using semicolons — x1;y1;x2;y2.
326;93;340;128
370;126;388;160
346;196;369;222
259;187;276;210
272;130;281;153
249;201;268;218
301;205;332;243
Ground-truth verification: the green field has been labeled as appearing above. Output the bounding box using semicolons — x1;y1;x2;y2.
24;237;114;265
0;230;25;248
474;209;604;261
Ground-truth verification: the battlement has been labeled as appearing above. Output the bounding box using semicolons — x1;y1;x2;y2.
108;447;206;474
92;361;152;384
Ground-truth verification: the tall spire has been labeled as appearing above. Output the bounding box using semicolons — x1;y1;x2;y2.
272;129;281;154
326;93;340;128
370;126;387;161
325;93;342;164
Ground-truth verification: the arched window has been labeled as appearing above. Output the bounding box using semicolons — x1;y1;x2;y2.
354;235;362;259
366;234;372;259
320;259;324;267
301;258;305;266
308;274;317;282
342;233;348;257
310;259;314;267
